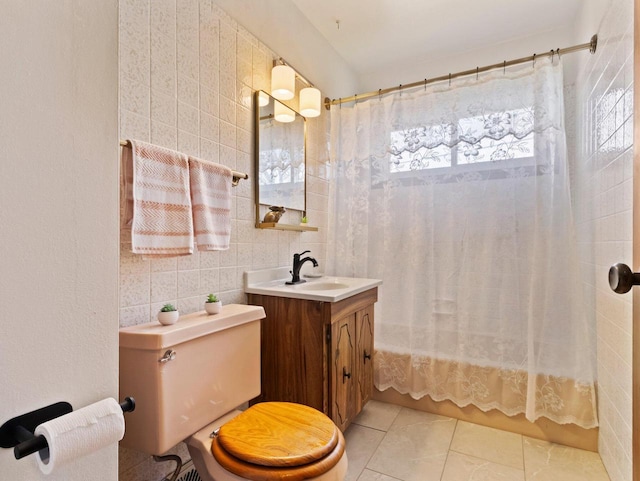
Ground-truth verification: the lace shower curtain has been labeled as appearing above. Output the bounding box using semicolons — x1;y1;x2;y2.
327;59;597;428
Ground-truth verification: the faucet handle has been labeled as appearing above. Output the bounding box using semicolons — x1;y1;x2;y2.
296;250;310;256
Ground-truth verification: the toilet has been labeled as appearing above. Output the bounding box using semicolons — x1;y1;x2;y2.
119;304;347;481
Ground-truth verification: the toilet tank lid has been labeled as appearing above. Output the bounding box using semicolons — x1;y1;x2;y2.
119;304;265;350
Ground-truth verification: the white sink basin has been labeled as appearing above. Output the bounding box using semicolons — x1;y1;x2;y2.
298;281;351;291
244;267;382;302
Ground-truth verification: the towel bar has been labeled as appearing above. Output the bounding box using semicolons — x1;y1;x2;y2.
120;140;248;186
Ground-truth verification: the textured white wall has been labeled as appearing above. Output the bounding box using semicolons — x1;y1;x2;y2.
573;0;634;479
0;1;119;480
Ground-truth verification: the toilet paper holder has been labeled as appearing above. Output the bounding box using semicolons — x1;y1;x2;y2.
0;397;135;460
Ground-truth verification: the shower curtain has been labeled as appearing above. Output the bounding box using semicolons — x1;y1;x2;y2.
327;59;597;428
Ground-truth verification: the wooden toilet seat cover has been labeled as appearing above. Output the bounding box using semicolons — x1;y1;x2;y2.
212;402;345;480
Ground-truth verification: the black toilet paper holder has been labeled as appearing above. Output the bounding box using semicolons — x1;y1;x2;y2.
0;397;135;460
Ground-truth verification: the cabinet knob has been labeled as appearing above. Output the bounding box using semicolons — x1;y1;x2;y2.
342;367;351;383
363;350;371;362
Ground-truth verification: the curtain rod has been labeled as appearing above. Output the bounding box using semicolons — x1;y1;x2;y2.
324;34;598;109
119;140;248;186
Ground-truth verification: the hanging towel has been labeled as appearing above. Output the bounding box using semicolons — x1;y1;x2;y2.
122;140;194;256
188;156;232;251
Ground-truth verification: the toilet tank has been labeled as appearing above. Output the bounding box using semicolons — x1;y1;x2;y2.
119;304;264;455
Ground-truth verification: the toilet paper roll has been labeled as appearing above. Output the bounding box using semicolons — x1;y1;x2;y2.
34;398;125;475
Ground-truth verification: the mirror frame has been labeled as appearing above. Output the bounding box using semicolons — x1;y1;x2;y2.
254;90;307;227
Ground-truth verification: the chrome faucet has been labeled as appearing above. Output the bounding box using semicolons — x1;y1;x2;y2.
286;250;318;285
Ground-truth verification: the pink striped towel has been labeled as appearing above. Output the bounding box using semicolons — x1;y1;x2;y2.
122;140;194;256
188;156;232;251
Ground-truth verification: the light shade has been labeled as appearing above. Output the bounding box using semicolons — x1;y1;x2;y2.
271;65;295;100
258;91;270;107
299;87;321;118
274;101;296;123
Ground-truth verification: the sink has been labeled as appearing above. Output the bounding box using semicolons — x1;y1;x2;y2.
244;267;382;302
298;282;351;291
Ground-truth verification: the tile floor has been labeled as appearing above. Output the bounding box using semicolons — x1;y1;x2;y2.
344;400;611;481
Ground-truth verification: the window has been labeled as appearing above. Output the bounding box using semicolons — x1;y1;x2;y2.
389;108;535;174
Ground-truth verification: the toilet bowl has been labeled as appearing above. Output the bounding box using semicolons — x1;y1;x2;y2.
119;306;347;481
186;403;348;481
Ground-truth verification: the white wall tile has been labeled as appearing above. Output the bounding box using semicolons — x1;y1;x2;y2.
177;269;200;298
219;144;236;169
177;43;199;81
120;109;150;142
177;101;199;134
219;73;236;101
120;76;150;118
150;30;176;95
200;85;219;116
120;273;150;308
236;127;251;154
151;0;176;35
177;129;200;156
151;90;177;126
200;113;220;141
219;121;236;149
178;74;199;107
219;95;236;124
151;121;178;149
200;268;220;293
237;59;253;87
151;271;178;302
176;0;199;48
200;138;220;161
151;256;178;273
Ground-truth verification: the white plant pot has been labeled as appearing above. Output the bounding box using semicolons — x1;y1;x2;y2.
158;310;179;325
205;301;222;315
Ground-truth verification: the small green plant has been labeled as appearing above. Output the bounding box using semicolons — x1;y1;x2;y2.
206;294;219;303
160;303;176;312
301;216;308;224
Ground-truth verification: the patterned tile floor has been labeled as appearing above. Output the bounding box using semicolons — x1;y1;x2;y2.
344;400;611;481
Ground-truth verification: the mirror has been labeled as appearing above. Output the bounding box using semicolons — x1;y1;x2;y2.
254;90;306;215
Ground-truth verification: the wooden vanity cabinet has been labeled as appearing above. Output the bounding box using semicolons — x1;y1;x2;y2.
248;287;377;431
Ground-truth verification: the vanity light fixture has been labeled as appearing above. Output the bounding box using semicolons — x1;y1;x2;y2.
258;90;270;107
299;87;321;118
271;58;322;119
274;101;296;123
271;64;295;100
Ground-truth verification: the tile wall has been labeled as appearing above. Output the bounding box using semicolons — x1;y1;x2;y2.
573;0;634;479
118;1;329;478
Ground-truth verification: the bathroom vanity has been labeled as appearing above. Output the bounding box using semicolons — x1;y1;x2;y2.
245;269;381;431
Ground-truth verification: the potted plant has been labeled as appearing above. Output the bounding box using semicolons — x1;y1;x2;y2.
158;303;179;325
300;215;308;226
205;294;222;314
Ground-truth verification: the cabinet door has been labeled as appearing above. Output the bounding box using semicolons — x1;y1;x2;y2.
356;305;375;411
330;314;356;431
